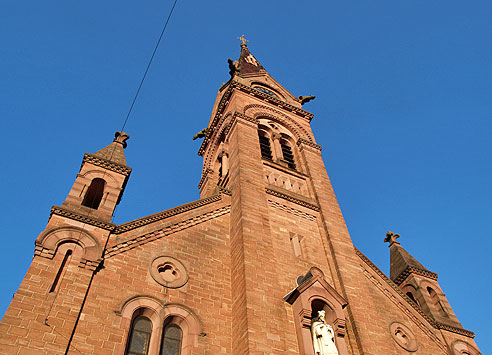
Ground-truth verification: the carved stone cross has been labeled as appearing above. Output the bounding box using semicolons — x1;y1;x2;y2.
384;231;400;246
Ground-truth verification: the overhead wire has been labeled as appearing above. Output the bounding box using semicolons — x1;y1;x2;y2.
41;2;180;353
121;0;179;132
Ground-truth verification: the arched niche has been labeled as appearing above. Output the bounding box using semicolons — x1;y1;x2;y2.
284;267;348;355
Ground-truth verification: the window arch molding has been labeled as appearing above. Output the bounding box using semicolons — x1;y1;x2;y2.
117;295;203;355
243;103;314;142
35;226;102;268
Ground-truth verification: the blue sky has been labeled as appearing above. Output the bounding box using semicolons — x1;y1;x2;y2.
1;0;491;352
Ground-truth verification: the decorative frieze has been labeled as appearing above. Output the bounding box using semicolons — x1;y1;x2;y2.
265;187;319;211
115;194;224;233
50;205;116;230
106;206;231;258
83;153;132;176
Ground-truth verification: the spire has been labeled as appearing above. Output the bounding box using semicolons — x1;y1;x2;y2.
384;231;437;284
92;131;130;166
236;35;265;75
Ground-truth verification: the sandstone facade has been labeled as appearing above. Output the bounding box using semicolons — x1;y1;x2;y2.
0;44;481;355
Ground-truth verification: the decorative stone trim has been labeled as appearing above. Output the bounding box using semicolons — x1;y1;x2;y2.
218;187;232;196
297;138;322;152
394;266;439;286
268;200;317;221
265;187;320;211
389;322;418;352
437;323;475;338
227;112;258;136
198;80;313;156
50;205;116;230
35;226;103;269
114;195;224;233
198;168;214;189
233;81;314;121
83;153;132;176
149;256;188;288
243;104;315;142
106;206;230;258
450;340;481;355
78;257;103;271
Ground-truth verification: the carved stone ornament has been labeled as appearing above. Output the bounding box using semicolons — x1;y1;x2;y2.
150;256;188;288
451;340;482;355
389;322;418;352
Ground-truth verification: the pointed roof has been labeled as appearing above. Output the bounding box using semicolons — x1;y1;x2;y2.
384;232;438;284
93;131;130;166
237;42;265;75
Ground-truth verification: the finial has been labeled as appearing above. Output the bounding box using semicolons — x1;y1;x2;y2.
113;131;130;149
237;34;249;46
384;231;400;246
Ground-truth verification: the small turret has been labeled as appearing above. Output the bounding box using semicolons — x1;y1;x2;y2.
385;231;462;328
61;131;132;222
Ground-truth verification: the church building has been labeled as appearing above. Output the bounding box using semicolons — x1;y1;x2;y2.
0;42;482;355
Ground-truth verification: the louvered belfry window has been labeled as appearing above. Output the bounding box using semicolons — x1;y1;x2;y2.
258;131;273;160
125;316;152;355
280;139;296;170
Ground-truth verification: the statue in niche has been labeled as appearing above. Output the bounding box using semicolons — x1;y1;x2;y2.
311;310;339;355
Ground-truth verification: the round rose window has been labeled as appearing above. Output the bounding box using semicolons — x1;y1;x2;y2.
150;256;188;288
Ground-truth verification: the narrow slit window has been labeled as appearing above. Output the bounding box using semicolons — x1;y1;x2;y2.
160;323;182;355
258;131;273;160
280;139;296;170
125;316;152;355
82;178;106;209
49;250;72;293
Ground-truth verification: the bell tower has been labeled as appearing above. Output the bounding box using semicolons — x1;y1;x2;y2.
0;132;131;354
196;40;359;354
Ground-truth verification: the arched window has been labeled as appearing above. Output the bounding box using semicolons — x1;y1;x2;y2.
160;323;183;355
82;178;105;209
279;138;296;169
125;316;152;355
258;130;273;160
406;291;419;306
427;286;447;316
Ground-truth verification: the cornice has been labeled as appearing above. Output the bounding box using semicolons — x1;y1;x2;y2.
265;188;320;211
106;205;230;258
297;138;322;152
198;168;214;190
114;194;224;234
394;266;439;286
50;205;116;230
198;81;314;156
437;323;475;338
83;153;132;176
233;82;314;120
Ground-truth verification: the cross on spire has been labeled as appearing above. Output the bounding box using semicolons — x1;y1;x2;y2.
384;231;400;246
237;34;249;46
